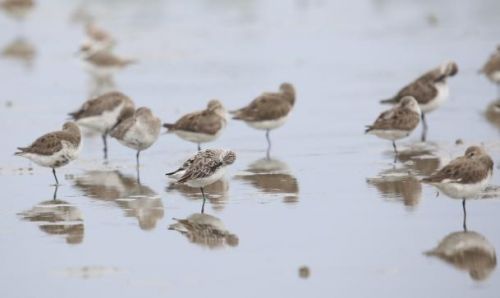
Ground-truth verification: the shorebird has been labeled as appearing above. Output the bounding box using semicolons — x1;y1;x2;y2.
365;96;421;155
480;46;500;96
110;107;161;167
230;83;295;155
163;99;226;151
69;91;135;159
15;122;81;185
381;61;458;140
78;46;135;79
166;149;236;213
422;146;493;223
84;22;115;52
0;0;34;20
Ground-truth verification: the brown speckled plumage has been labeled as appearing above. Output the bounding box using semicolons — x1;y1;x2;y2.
163;100;226;135
422;146;493;184
15;122;81;156
231;83;295;122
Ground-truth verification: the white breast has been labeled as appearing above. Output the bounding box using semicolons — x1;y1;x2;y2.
76;102;125;134
245;115;289;131
419;81;449;113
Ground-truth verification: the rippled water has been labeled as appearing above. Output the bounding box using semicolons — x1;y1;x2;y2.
1;1;500;297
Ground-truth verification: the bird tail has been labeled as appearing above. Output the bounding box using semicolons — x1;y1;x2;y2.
14;147;28;156
165;168;180;176
121;58;137;66
163;123;176;132
380;97;398;104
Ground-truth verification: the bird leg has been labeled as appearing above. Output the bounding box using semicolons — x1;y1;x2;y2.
266;130;271;158
392;140;398;155
102;133;108;160
462;199;467;232
136;150;141;168
52;184;59;200
52;168;59;185
197;143;201;151
421;113;428;142
200;187;207;214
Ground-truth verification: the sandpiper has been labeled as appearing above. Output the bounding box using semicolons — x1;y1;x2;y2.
110;107;161;166
78;46;135;79
166;149;236;213
85;22;115;52
0;0;34;20
163;99;226;151
15;122;81;185
422;146;493;201
381;61;458;139
69;91;135;159
480;46;500;96
365;96;421;155
230;83;295;154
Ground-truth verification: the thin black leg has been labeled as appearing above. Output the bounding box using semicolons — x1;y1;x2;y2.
462;199;467;232
200;187;206;214
102;133;108;160
52;168;59;185
136;150;140;167
266;130;271;158
392;140;398;154
53;185;59;200
421;113;428;142
197;143;201;151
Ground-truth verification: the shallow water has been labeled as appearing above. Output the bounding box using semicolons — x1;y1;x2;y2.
1;1;500;297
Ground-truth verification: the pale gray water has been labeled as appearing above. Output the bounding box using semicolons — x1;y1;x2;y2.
1;1;500;297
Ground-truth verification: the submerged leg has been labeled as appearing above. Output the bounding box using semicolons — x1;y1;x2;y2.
197;143;201;151
421;113;428;142
462;199;467;232
52;168;59;185
200;187;207;214
102;133;108;160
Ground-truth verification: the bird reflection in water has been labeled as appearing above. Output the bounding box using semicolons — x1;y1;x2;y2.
169;213;238;249
425;202;497;281
166;178;229;211
396;146;441;176
234;157;299;203
366;168;422;209
1;37;36;68
73;170;164;230
484;99;500;131
18;186;84;245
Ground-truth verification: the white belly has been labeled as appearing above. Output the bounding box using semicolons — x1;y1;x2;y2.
368;129;410;141
420;82;449;113
432;174;491;199
22;142;80;168
245;115;289;131
185;168;226;188
488;71;500;84
174;130;220;144
119;122;160;151
76;102;124;133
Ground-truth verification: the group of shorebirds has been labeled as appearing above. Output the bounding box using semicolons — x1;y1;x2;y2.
13;20;296;210
364;50;500;221
6;0;500;216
